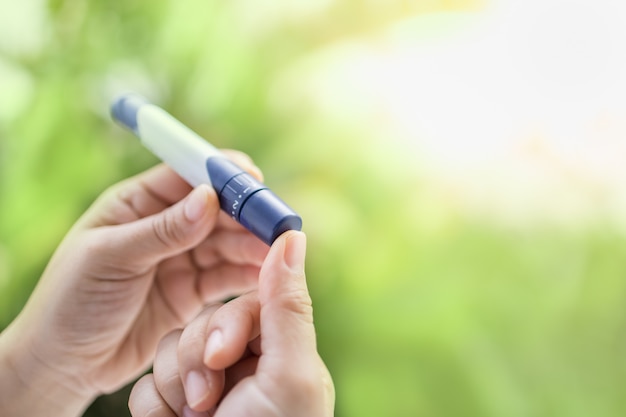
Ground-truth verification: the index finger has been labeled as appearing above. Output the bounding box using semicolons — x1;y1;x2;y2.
129;150;262;208
130;149;262;210
257;231;317;363
82;149;263;229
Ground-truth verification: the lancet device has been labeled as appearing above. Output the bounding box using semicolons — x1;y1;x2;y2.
110;94;302;245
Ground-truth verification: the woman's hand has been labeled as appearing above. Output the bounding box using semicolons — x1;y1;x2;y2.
129;231;335;417
0;152;269;416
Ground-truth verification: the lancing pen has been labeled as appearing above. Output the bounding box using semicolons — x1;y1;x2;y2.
110;93;302;245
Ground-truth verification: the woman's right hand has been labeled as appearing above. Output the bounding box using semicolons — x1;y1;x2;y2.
129;231;335;417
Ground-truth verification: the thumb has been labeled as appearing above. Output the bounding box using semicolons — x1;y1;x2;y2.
105;184;219;267
258;231;317;363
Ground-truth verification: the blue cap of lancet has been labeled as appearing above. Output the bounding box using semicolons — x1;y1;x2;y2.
239;189;302;245
111;94;149;134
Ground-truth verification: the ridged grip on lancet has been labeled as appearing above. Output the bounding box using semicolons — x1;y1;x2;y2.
206;157;302;245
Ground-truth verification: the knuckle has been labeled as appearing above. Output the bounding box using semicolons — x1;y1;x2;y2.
178;325;206;354
291;372;322;395
158;329;183;350
128;375;159;416
103;180;127;199
277;287;314;319
221;149;253;165
158;368;183;393
272;370;325;410
151;211;184;249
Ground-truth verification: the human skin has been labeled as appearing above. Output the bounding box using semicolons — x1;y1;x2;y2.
0;151;273;416
129;231;335;417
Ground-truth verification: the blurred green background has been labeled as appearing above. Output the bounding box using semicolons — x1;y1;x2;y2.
3;0;626;416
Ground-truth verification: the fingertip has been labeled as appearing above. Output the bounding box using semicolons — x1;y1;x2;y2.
283;231;307;273
202;294;261;370
177;305;225;412
184;370;219;411
184;184;214;222
183;405;212;417
256;229;317;363
129;374;178;417
248;164;264;182
203;329;224;368
260;230;307;291
221;149;264;182
259;230;313;325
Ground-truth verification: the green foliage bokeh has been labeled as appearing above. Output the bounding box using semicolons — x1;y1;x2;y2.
2;1;626;416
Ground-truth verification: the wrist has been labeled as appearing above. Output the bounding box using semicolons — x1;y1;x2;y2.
0;320;95;417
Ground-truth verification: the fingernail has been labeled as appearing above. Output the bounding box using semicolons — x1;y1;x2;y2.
183;405;209;417
185;370;209;409
204;329;224;365
250;165;264;182
184;185;210;222
284;231;306;272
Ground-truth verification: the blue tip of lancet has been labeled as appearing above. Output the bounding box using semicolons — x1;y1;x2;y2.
110;94;149;134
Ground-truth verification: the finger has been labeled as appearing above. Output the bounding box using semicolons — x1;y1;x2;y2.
178;305;225;411
104;150;261;222
192;230;269;269
257;231;317;364
220;149;264;182
82;165;192;228
128;374;177;417
133;164;194;205
83;148;261;230
223;355;259;396
197;264;261;304
152;330;187;415
97;184;220;268
203;292;261;371
248;335;262;356
256;232;333;414
153;257;260;309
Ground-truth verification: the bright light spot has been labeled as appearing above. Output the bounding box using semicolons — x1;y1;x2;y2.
279;0;626;229
0;0;50;56
235;0;333;38
0;58;35;124
91;61;163;120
